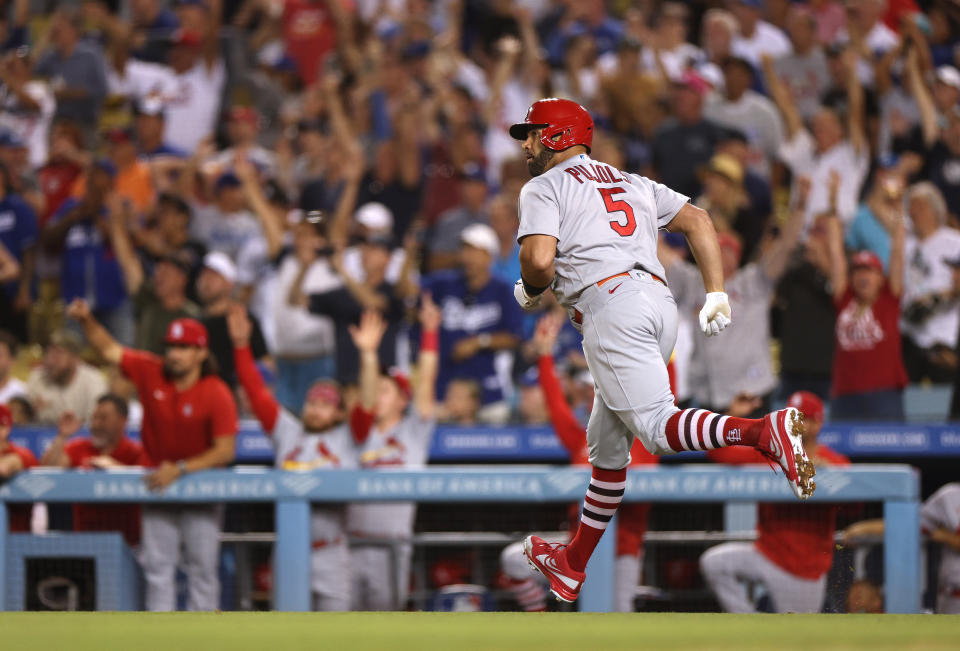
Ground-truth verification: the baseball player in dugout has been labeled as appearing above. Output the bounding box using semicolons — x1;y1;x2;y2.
227;304;357;611
510;98;816;603
67;298;237;612
347;296;440;610
700;391;849;613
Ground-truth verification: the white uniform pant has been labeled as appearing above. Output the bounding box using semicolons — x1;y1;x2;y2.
350;543;412;611
573;270;681;470
500;540;642;612
311;541;351;611
700;542;826;613
141;505;222;612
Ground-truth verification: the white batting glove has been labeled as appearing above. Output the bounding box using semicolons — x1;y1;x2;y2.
698;292;731;337
514;279;543;311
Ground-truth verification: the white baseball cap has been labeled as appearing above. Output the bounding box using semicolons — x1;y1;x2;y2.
936;65;960;90
355;202;394;231
460;223;499;257
203;251;237;284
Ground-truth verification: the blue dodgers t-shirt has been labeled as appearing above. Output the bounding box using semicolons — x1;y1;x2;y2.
0;194;37;297
52;198;127;310
423;270;523;405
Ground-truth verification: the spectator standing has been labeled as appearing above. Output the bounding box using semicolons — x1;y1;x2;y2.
163;29;225;154
730;0;792;67
845;161;906;270
294;234;405;387
41;161;131;344
427;164;489;271
900;182;960;383
825;215;908;420
134;99;186;159
228;305;356;611
766;51;869;227
26;329;107;425
107;196;199;355
423;224;522;423
349;303;439;611
34;7;107;132
775;6;831;122
0;402;36;531
0;162;37;342
189;172;262;264
704;56;785;179
40;396;144;546
437;378;482;426
0;47;56;169
197;252;268;390
68;298;237;612
0;330;25;402
270;212;339;412
651;72;724;200
701;391;849;613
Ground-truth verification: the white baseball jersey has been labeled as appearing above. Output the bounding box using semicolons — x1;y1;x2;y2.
517;153;689;307
920;482;960;612
347;413;436;539
271;409;358;543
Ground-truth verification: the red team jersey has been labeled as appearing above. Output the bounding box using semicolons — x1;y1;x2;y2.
708;444;850;579
120;349;238;464
65;437;145;545
282;0;350;84
538;354;657;556
1;442;37;531
831;285;908;397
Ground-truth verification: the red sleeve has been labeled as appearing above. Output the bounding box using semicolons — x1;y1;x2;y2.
233;346;279;433
538;355;585;456
8;444;37;469
817;445;850;466
120;348;163;392
207;379;238;438
350;405;375;444
706;446;766;465
114;438;145;465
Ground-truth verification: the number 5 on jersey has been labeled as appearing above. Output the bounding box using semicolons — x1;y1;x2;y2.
598;187;636;237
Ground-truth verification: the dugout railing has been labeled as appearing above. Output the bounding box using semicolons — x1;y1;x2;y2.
0;465;920;613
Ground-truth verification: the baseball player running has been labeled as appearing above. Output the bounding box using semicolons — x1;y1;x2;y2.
509;98;815;603
227;305;357;611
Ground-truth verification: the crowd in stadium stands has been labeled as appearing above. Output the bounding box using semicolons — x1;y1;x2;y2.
0;0;958;613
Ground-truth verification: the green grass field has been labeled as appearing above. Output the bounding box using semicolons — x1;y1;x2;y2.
2;612;959;650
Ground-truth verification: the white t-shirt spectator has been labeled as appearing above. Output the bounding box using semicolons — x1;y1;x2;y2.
732;21;793;67
902;227;960;349
777;129;869;226
705;90;785;178
190;205;262;263
271;253;340;357
107;59;178;104
837;22;899;86
163;60;226;154
0;80;56;168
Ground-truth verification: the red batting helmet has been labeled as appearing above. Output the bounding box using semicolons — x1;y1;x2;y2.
787;391;824;423
509;98;594;153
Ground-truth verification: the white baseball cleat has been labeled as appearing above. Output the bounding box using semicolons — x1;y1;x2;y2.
757;407;816;500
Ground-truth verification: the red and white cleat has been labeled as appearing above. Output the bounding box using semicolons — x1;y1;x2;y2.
522;535;585;603
758;407;816;500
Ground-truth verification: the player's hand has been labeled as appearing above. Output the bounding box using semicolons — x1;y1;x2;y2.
89;455;121;470
144;461;181;492
419;291;442;333
348;310;387;353
532;311;563;356
56;411;82;439
698;292;731;337
514;279;543;311
65;298;92;323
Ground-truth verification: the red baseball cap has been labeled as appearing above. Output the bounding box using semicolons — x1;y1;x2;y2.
172;29;203;48
164;318;209;347
0;403;11;427
787;391;824;423
228;106;260;125
851;250;883;273
305;381;341;406
388;368;412;400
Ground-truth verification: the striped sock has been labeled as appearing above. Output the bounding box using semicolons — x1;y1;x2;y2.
506;577;547;612
664;408;763;453
564;467;626;572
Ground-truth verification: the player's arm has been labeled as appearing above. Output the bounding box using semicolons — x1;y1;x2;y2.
349;310;387;443
65;298;123;365
534;314;586;455
228;305;280;433
664;204;730;336
516;234;557;310
414;292;441;421
40;411;83;467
